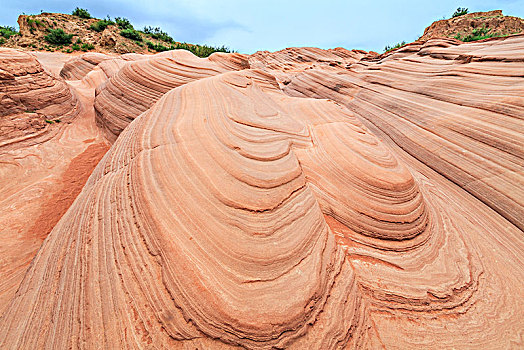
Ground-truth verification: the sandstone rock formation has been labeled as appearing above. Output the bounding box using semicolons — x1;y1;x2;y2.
0;48;107;318
59;52;112;80
0;48;79;147
1;69;381;348
249;47;370;86
94;49;249;142
284;35;524;231
0;30;523;350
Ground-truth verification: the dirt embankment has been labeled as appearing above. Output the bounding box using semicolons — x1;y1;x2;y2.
419;10;524;41
2;13;172;54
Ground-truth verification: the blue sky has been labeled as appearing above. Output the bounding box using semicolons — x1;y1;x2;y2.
1;0;523;53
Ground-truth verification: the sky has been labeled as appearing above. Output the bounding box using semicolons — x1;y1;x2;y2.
1;0;523;53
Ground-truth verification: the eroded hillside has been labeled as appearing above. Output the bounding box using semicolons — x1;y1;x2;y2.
420;10;524;41
1;11;232;56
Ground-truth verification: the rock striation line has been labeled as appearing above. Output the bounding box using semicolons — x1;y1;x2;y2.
94;49;250;142
284;36;524;231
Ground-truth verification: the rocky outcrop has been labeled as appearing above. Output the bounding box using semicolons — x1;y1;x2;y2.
0;29;523;350
0;48;79;147
3;13;172;54
284;35;524;231
0;69;380;349
419;10;524;41
59;52;112;80
94;49;250;141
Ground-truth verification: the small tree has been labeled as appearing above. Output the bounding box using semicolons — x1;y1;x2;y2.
452;7;469;18
115;17;133;30
72;7;91;19
0;26;19;39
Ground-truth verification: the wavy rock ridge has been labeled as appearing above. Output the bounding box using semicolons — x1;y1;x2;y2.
94;50;250;142
285;35;524;231
0;69;379;349
0;48;79;147
0;35;523;349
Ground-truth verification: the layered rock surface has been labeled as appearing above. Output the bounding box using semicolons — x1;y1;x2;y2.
249;46;371;87
0;48;79;147
0;48;108;318
1;69;383;349
0;34;523;349
94;50;250;141
59;52;113;80
285;35;524;231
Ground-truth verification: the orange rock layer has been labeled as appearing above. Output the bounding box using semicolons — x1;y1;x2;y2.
0;48;79;147
285;36;524;231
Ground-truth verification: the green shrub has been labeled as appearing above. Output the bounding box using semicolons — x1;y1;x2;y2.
81;43;94;51
472;26;489;36
115;17;133;30
71;43;80;51
179;43;232;57
452;7;469;18
72;7;91;19
146;40;233;57
0;37;4;45
461;27;496;42
145;40;170;52
384;41;406;53
143;26;174;43
120;28;142;41
90;18;114;32
27;17;43;27
0;25;18;39
44;28;73;45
